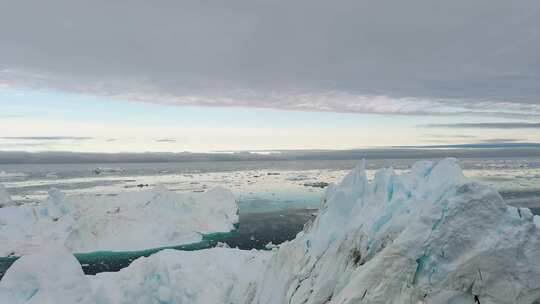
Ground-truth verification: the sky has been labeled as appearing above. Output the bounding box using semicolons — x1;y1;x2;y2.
0;0;539;152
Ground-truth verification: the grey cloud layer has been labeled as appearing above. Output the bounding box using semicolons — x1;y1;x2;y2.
1;0;539;115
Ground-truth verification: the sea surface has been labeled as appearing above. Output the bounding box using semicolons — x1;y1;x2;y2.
0;157;539;278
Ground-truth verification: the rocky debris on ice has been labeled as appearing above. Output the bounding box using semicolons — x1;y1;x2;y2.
0;186;238;255
3;159;540;304
0;183;13;208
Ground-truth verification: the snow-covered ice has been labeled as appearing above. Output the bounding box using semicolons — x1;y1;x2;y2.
0;247;93;304
3;158;540;303
0;247;269;304
0;186;238;255
90;248;270;304
0;183;13;208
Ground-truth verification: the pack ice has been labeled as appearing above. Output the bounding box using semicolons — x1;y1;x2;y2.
2;158;540;304
0;186;238;255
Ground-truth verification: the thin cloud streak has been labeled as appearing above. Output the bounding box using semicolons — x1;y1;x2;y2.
0;136;93;141
421;123;540;129
155;138;177;143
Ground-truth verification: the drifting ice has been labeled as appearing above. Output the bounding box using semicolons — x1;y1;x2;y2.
0;186;238;255
2;159;540;304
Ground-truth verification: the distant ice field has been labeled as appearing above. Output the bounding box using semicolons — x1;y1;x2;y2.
0;158;539;213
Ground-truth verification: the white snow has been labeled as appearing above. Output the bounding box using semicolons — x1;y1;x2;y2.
0;186;238;255
0;183;12;208
3;159;540;304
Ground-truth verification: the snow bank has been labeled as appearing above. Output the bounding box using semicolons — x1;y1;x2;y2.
0;186;238;255
0;247;93;304
0;184;12;208
253;158;540;303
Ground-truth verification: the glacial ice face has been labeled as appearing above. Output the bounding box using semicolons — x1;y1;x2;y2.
0;186;238;255
253;158;540;304
0;184;12;208
0;247;94;304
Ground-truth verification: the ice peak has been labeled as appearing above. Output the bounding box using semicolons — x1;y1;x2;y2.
253;158;540;304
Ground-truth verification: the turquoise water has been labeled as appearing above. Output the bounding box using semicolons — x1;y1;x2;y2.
0;208;315;279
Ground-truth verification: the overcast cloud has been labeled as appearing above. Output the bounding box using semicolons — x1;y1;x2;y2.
1;0;539;116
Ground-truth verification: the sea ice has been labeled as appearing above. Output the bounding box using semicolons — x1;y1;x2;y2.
0;186;238;255
3;159;540;304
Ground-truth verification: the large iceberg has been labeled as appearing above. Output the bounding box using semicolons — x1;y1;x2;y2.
253;159;540;303
0;186;238;255
2;159;540;303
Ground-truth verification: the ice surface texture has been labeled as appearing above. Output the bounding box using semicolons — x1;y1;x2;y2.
0;186;238;255
3;159;540;304
253;158;540;304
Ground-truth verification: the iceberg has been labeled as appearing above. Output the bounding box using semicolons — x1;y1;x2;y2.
252;158;540;303
0;247;94;304
0;186;238;255
0;247;269;304
2;159;540;303
90;248;270;304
